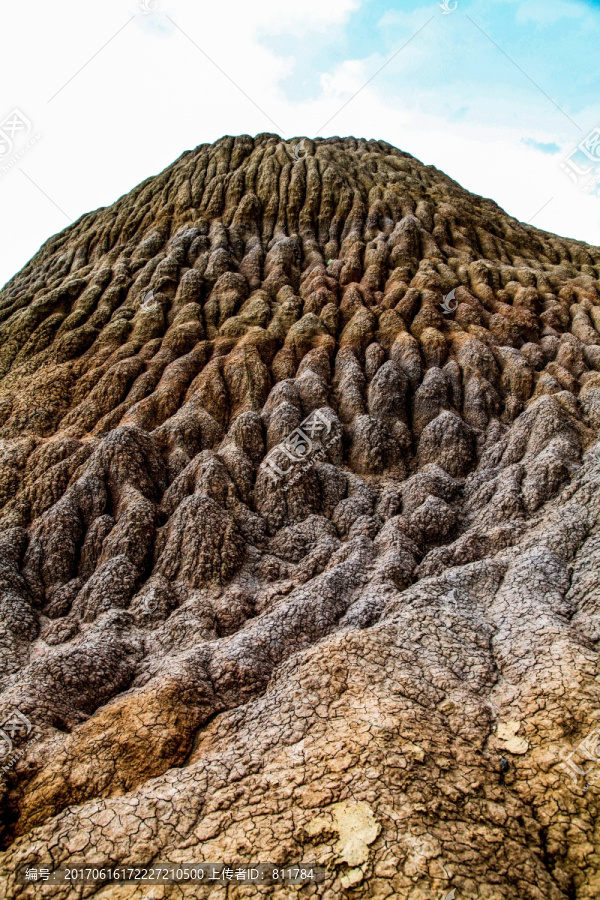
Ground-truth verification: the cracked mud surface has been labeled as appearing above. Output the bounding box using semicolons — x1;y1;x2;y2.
0;134;600;898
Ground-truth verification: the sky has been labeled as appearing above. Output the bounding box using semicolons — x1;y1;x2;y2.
1;0;600;289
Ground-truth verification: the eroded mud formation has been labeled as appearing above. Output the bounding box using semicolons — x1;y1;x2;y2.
0;134;600;898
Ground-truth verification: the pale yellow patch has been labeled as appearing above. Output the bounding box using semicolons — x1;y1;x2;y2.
497;721;529;754
304;800;381;867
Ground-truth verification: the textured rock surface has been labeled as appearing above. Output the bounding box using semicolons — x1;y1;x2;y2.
0;134;600;898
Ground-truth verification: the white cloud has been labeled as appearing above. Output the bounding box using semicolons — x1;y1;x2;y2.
319;58;375;100
248;0;360;34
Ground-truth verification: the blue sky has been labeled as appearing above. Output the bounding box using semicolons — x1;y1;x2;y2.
265;0;599;131
1;0;600;288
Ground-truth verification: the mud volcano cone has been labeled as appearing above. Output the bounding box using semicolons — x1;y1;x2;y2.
1;134;600;899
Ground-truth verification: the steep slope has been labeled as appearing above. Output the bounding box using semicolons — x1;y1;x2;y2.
0;134;600;898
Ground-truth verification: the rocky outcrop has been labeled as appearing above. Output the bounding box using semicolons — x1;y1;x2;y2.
0;134;599;898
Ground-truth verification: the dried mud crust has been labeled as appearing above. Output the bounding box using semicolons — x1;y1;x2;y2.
0;135;599;898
